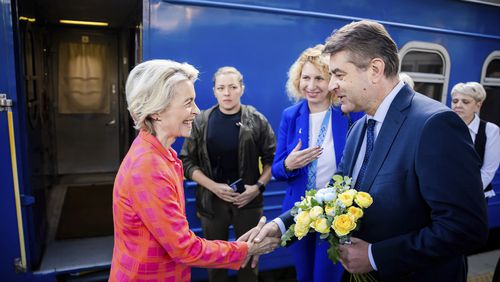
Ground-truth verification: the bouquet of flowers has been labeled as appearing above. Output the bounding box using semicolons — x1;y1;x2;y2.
281;175;375;282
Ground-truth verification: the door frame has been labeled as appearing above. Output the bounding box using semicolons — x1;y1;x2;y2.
49;27;122;176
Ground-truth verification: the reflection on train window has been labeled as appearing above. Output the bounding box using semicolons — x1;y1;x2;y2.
399;42;450;104
481;53;500;126
412;82;443;102
401;51;443;74
486;59;500;78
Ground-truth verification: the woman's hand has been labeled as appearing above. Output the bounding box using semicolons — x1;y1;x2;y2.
284;139;323;171
247;236;281;257
233;185;260;208
210;183;238;203
238;217;282;268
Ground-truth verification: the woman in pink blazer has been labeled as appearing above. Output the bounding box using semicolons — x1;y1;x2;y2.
109;60;279;282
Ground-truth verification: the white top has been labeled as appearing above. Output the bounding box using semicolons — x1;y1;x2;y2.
468;114;500;197
309;110;336;189
352;81;405;186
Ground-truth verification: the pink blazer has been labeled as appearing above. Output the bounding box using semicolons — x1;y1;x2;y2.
109;131;248;282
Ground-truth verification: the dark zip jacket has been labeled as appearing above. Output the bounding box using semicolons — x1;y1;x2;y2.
180;104;276;218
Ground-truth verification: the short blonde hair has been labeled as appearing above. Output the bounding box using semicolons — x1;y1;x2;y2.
451;82;487;103
286;44;336;103
212;66;244;87
125;59;199;134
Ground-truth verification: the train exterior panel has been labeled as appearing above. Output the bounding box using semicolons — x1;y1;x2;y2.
0;0;499;281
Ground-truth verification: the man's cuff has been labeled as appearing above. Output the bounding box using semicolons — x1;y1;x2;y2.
368;244;378;271
272;218;286;235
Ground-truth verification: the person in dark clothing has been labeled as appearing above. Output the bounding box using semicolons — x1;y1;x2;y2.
180;66;276;282
242;20;488;282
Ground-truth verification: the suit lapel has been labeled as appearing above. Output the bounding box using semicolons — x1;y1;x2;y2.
331;107;348;166
295;100;310;150
361;86;413;192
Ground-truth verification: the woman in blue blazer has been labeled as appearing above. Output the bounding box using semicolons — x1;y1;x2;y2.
271;45;362;282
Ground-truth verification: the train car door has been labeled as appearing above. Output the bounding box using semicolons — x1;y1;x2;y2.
0;0;29;280
53;29;119;174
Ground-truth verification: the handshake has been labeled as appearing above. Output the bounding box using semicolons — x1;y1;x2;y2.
237;216;283;268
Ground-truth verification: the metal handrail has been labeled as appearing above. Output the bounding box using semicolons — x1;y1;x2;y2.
2;94;27;272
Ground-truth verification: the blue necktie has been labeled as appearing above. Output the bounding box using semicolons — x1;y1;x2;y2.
307;108;332;190
354;119;376;190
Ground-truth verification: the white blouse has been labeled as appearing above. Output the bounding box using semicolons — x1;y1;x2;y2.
468;114;500;197
309;110;336;189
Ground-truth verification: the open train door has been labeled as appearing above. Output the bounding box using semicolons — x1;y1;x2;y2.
53;29;120;175
1;0;141;280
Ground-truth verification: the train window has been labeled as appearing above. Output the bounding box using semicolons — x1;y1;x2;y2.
480;51;500;126
399;42;451;104
401;52;443;74
485;59;500;78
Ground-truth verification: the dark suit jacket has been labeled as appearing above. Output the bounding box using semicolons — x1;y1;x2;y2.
280;85;488;282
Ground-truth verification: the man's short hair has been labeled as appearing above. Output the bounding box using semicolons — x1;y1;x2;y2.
324;20;399;78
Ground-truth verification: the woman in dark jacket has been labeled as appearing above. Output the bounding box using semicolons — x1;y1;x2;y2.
180;66;276;282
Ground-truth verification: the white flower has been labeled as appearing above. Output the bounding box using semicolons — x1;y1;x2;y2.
323;192;336;202
314;193;324;204
323;187;335;194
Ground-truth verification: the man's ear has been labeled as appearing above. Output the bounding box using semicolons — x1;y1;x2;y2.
370;58;385;83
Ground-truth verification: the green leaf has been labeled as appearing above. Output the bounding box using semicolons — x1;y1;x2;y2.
280;224;296;247
327;234;340;263
320;233;329;240
332;174;343;183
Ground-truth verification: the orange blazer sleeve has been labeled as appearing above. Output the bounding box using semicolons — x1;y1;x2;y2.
128;152;248;269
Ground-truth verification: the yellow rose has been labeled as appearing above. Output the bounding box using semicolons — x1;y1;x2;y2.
338;192;354;207
346;189;357;197
355;192;373;208
309;206;324;220
332;214;357;236
296;211;312;226
294;222;310;239
310;218;330;234
347;206;364;221
325;205;334;216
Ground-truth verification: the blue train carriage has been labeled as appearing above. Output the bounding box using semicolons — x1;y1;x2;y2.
1;0;499;281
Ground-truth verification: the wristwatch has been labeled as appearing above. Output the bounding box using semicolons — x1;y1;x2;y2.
256;181;266;193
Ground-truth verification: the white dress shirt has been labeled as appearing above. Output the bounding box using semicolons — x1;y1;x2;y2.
467;114;500;198
353;81;404;271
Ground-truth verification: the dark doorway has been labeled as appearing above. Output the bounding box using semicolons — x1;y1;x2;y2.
53;29;120;174
56;184;114;239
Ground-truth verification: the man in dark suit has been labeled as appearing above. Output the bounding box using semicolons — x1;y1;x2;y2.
241;20;488;282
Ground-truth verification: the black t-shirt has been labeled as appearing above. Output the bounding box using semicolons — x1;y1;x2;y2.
207;107;241;184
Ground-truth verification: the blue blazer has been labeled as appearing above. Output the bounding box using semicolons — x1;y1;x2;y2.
272;100;361;212
281;85;488;281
